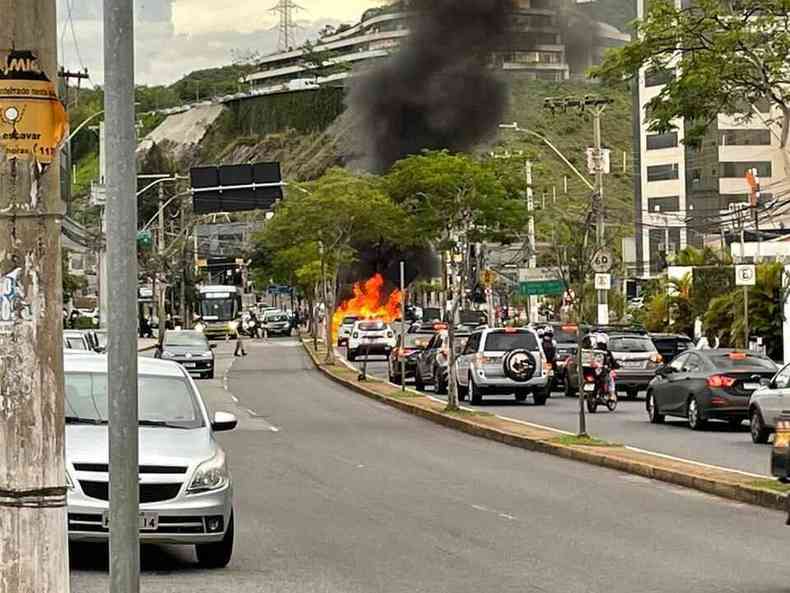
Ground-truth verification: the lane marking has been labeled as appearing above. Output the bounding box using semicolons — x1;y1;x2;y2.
470;503;516;521
624;445;768;479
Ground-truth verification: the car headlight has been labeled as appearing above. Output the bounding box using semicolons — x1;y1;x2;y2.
188;450;228;494
194;323;205;333
202;351;213;358
161;351;175;358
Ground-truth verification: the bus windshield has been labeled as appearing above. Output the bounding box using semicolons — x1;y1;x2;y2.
199;298;238;321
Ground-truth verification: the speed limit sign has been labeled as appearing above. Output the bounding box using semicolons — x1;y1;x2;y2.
591;248;614;274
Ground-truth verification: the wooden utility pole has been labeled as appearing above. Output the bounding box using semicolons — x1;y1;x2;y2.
0;2;70;592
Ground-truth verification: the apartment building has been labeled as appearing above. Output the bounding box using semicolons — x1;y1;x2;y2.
633;0;788;276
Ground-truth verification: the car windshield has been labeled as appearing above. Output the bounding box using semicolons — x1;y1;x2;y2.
164;332;208;348
343;317;359;326
359;321;386;331
200;299;237;321
483;332;538;351
403;334;431;349
609;337;655;353
65;337;87;350
552;327;578;343
65;372;203;429
267;314;288;322
710;353;777;371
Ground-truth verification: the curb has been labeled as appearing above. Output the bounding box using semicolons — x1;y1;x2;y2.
302;340;787;512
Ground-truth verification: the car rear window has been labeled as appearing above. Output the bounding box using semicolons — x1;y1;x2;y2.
164;332;208;348
403;334;431;349
343;317;359;325
609;337;656;353
359;321;386;331
483;332;538;351
710;353;777;371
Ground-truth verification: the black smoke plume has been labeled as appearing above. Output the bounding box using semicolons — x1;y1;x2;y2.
347;0;516;173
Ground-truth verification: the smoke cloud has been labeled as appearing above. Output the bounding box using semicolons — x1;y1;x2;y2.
347;0;515;173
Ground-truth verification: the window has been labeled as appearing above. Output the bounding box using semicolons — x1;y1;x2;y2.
773;364;790;389
645;67;674;87
163;332;209;348
669;353;689;372
683;354;701;373
648;196;680;212
720;161;772;178
609;337;656;353
464;333;482;354
646;132;678;150
709;352;777;371
647;164;679;181
483;331;539;352
720;129;771;146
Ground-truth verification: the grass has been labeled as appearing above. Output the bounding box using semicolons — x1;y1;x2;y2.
550;434;620;447
749;479;790;494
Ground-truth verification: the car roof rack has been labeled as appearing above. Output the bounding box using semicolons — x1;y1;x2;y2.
589;325;648;336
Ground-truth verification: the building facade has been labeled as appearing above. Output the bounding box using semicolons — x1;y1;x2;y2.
634;0;788;276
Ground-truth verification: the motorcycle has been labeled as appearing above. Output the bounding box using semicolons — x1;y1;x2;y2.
581;350;617;413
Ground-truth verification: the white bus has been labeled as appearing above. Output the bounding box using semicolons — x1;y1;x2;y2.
195;285;243;339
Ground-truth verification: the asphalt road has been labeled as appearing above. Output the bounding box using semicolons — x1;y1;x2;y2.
71;339;790;592
343;351;772;476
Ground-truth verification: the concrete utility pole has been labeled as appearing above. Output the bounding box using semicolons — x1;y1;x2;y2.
0;2;69;592
104;0;140;592
157;182;167;335
740;208;750;349
525;160;537;323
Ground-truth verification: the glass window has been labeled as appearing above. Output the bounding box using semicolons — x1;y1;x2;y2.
683;354;701;372
647;164;679;182
669;352;689;371
163;332;209;348
646;132;678;150
720;161;772;178
609;337;656;353
720;129;771;146
464;333;481;354
65;373;203;428
403;334;431;349
709;352;777;371
773;365;790;389
483;331;539;352
648;196;680;212
358;321;387;331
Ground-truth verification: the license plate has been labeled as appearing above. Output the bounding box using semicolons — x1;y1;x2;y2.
622;361;643;369
102;511;159;531
583;383;595;392
744;382;760;391
182;362;196;368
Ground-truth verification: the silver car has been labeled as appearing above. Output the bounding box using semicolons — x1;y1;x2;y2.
749;363;790;444
454;327;550;405
65;354;237;568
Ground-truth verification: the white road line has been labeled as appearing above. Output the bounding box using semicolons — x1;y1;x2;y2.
624;445;769;479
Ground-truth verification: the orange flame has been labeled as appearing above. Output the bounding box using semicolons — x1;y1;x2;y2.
332;274;402;337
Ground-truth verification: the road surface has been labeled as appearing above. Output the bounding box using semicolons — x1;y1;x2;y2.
71;339;790;592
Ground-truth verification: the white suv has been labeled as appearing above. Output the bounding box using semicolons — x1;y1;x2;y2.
347;319;396;361
454;327;549;405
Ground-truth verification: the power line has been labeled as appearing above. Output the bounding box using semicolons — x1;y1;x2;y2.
270;0;303;52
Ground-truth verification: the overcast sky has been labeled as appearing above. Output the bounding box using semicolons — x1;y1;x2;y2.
57;0;379;85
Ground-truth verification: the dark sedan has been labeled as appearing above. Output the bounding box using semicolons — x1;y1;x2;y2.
387;333;434;384
646;349;777;430
155;330;216;379
414;330;471;394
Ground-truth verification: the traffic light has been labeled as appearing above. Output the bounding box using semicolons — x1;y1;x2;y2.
136;230;153;251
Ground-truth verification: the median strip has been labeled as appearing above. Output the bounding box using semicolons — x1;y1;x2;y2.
303;339;787;512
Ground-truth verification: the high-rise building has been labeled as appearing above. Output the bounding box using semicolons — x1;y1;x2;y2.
633;0;787;276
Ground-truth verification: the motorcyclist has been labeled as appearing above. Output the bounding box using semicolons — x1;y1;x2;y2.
542;327;557;363
592;333;619;402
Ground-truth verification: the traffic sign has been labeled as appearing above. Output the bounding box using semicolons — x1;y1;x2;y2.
735;264;756;286
482;269;494;287
594;273;612;290
519;280;565;296
518;267;559;282
591;248;614;274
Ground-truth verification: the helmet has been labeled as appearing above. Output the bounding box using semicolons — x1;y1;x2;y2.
595;332;609;347
537;327;545;338
544;327;554;337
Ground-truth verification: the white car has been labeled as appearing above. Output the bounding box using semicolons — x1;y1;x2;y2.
337;315;361;346
65;354;237;568
347;319;396;361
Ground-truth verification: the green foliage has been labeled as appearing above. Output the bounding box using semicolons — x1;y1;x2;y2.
62;251;87;304
591;0;790;147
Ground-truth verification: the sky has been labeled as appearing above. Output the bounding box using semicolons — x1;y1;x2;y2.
57;0;380;85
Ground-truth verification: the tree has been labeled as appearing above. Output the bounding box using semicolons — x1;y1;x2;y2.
62;251;87;306
592;0;790;151
385;151;529;410
258;168;412;363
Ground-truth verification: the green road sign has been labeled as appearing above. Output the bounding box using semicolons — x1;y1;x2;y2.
519;280;565;296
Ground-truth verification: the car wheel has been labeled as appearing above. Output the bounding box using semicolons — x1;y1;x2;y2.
414;369;425;391
751;408;771;444
515;391;528;402
647;392;664;424
564;377;576;398
533;388;549;406
469;375;483;405
196;513;234;569
626;388;639;400
456;374;468;401
435;369;448;395
347;350;356;362
728;418;744;430
687;397;707;430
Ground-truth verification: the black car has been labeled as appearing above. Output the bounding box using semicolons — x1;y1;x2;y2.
646;349;777;430
414;330;471;394
649;333;694;364
155;330;216;379
408;321;448;334
544;323;584;388
387;333;434;384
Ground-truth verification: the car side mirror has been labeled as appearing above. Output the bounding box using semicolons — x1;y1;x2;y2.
210;344;217;350
659;365;674;375
211;411;237;432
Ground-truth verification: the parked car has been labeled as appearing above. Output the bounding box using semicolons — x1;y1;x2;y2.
414;329;471;394
262;311;291;337
408;321;448;335
347;320;396;361
454;327;549;405
337;315;361;346
64;353;237;568
155;330;216;380
748;362;790;443
649;333;695;364
646;349;777;430
63;330;92;352
387;333;434;384
566;331;662;399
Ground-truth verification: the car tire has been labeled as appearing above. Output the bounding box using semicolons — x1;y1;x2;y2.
456;375;468;401
347;350;356;362
206;369;215;380
728;418;744;430
751;408;771;444
414;369;425;391
469;375;483;405
687;397;707;430
626;388;639;400
196;513;234;569
515;391;528;402
533;388;549;406
435;369;448;395
647;391;664;424
564;376;576;398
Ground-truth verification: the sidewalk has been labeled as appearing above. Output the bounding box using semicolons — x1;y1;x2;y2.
137;338;157;352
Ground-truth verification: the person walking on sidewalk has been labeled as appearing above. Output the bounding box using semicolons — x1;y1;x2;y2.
232;321;247;357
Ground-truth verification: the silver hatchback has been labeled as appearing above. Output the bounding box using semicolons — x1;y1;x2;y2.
749;362;790;444
65;354;237;568
454;327;549;405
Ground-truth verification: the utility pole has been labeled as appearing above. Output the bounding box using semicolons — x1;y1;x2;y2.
104;0;140;592
400;261;406;393
181;204;189;328
526;160;537;323
0;2;69;592
740;208;750;349
157;182;167;336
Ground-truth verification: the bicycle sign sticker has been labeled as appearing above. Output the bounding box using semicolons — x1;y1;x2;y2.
0;267;32;331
